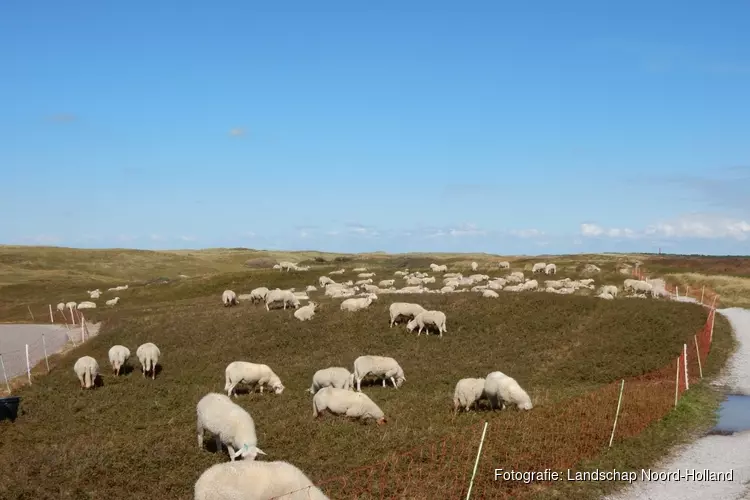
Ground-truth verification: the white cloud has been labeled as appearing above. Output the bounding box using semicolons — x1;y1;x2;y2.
149;234;165;241
344;224;380;237
510;228;544;238
180;235;197;241
116;234;136;242
580;214;750;241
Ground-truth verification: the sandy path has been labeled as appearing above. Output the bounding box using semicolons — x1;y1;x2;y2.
604;308;750;500
0;324;81;380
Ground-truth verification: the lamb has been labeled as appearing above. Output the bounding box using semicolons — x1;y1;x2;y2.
108;345;131;375
352;355;405;391
248;287;269;304
340;296;375;312
136;342;161;379
265;289;300;311
222;290;238;307
293;302;318;321
544;263;557;275
194;460;329;500
600;285;618;297
453;377;487;412
196;392;265;461
319;276;335;287
482;289;499;298
532;262;547;273
224;361;285;397
377;279;394;288
73;356;99;389
105;297;120;306
498;261;510;269
87;289;101;299
308;367;354;394
77;301;97;309
406;310;448;337
312;387;386;424
471;261;478;271
388;302;427;327
483;371;533;410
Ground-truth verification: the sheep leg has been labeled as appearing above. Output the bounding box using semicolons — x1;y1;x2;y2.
382;379;386;387
390;376;398;389
152;366;155;380
265;303;270;311
226;444;236;461
142;364;146;377
197;429;204;450
259;385;264;394
356;378;362;392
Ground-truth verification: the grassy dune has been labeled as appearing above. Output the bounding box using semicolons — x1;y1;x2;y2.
0;248;731;500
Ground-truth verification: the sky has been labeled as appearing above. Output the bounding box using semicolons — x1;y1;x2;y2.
1;1;749;256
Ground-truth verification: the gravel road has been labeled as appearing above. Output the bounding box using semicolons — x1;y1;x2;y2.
605;307;750;500
0;324;87;380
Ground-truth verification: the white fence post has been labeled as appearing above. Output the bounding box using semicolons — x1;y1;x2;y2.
694;335;703;379
49;304;54;323
683;344;689;391
700;286;705;305
674;356;680;407
465;421;489;500
25;344;32;384
609;379;625;447
709;309;716;344
81;315;86;343
0;354;10;394
42;334;50;373
70;305;76;325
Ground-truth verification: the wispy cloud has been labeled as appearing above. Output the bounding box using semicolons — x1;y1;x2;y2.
510;228;544;238
116;234;137;242
149;234;165;241
229;127;246;137
46;113;77;123
580;213;750;241
19;234;62;245
344;223;380;237
647;167;750;214
180;235;197;242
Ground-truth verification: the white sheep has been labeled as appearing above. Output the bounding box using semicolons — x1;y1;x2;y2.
248;287;269;304
225;361;284;397
329;268;345;275
532;262;546;273
440;286;455;293
136;342;160;379
308;367;354;394
483;371;533;410
406;310;447;337
279;261;298;271
293;302;318;321
77;301;97;309
453;377;487;412
319;276;335;288
378;279;395;288
394;270;408;276
354;278;373;286
87;289;101;299
600;285;618;297
630;280;653;295
482;289;499;298
488;278;506;290
273;264;282;270
471;261;478;271
597;292;614;300
194;460;329;500
520;279;538;291
56;302;65;312
265;289;300;311
388;302;426;327
498;261;510;269
105;297;120;306
65;300;77;310
196;392;265;461
305;285;317;292
222;290;238;307
340;296;374;312
73;356;99;389
544;263;557;275
352;355;405;391
434;264;448;272
312;387;386;424
108;345;131;375
357;272;376;278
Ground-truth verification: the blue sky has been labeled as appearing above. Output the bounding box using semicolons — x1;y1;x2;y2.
1;1;749;255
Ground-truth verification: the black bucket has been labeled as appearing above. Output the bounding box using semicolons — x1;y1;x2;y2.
0;396;21;422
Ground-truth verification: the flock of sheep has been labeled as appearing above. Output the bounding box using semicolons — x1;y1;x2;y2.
58;259;665;499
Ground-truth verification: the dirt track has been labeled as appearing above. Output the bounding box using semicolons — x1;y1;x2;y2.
0;324;79;380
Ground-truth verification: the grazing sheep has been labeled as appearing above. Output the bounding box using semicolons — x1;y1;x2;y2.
378;279;395;288
319;276;335;288
482;289;499;298
434;264;448;272
532;262;546;273
56;302;65;312
87;289;101;299
73;356;99;389
440;286;455;293
600;285;618;297
471;262;478;271
388;302;426;328
265;289;300;311
352;267;368;272
222;290;238;307
353;355;405;391
196;392;265;461
340;296;375;312
77;301;97;309
453;378;487;412
293;302;318;321
394;270;408;276
597;292;614;300
329;268;345;275
225;361;284;397
194;460;329;500
136;342;160;379
506;272;524;283
498;261;510;269
108;345;130;375
66;301;77;310
279;261;298;271
544;263;557;275
488;279;506;290
273;264;282;270
357;272;376;278
520;279;538;291
248;287;269;304
582;264;601;274
105;297;120;306
305;285;317;292
483;372;533;410
312;387;386;424
406;310;448;337
308;367;354;394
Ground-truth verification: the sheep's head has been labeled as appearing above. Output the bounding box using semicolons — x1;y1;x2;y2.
377;417;387;425
272;382;285;394
234;444;266;460
406;319;417;331
519;401;533;410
